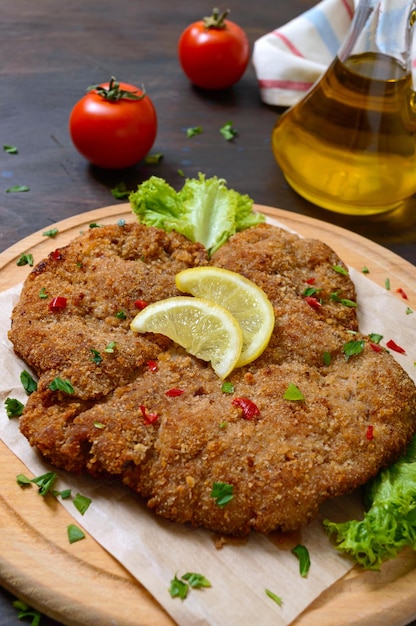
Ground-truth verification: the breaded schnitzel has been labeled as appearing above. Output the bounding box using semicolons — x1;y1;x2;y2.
9;222;416;535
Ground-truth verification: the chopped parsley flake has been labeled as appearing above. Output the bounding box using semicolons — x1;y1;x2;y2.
90;349;102;364
48;377;75;394
7;184;30;193
186;126;203;138
362;266;370;274
42;227;59;238
169;574;189;600
211;481;234;507
368;333;383;344
16;253;34;266
67;524;86;544
144;152;164;164
12;599;42;626
291;544;311;577
385;278;391;290
104;341;117;353
169;572;211;600
406;307;413;315
115;310;127;320
343;339;365;360
73;492;92;515
20;370;37;395
221;381;234;394
220;121;237;141
4;144;18;154
5;397;24;418
31;471;57;496
39;287;48;299
283;383;304;401
265;588;283;606
111;182;131;199
323;351;331;366
332;265;348;275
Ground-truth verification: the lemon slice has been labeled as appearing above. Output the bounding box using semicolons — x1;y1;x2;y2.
130;296;243;379
175;267;275;367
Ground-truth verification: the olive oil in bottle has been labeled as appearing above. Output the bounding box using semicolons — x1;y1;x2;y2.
272;0;416;215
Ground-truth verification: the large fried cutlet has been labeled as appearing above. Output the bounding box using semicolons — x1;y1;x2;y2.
9;222;416;535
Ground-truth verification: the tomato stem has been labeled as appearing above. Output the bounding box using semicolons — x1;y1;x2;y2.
86;76;146;102
203;7;230;29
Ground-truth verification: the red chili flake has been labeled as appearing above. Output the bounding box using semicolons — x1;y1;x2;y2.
305;277;316;284
165;388;185;397
386;339;406;354
51;249;63;261
48;296;67;311
147;360;158;372
231;397;260;420
135;299;148;310
304;296;322;310
396;287;408;300
369;342;383;353
366;425;374;440
139;404;159;425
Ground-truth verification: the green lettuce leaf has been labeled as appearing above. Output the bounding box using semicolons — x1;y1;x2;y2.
129;173;264;256
323;435;416;569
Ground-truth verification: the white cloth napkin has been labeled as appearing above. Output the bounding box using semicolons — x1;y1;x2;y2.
252;0;359;106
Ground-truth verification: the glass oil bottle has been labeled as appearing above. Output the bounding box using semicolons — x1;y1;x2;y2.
272;0;416;215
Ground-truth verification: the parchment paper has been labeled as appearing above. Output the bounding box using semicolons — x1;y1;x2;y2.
1;225;415;626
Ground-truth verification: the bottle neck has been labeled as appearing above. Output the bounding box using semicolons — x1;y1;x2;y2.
338;0;416;73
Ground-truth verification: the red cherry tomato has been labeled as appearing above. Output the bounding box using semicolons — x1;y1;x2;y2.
178;8;250;90
69;77;157;169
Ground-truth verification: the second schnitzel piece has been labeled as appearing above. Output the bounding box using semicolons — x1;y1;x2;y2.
10;222;416;535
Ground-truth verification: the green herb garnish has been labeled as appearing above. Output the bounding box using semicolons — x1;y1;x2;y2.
186;126;203;138
90;349;102;364
169;574;189;600
220;121;237;141
211;481;234;507
31;471;57;496
265;588;283;606
6;184;30;193
67;524;86;544
16;253;34;266
48;377;75;394
115;310;127;320
20;370;37;395
4;144;18;154
332;265;348;276
104;341;117;353
283;383;304;401
12;599;42;626
39;287;48;299
111;182;131;199
368;333;383;344
5;397;24;418
291;544;311;577
343;339;365;360
323;351;331;366
144;152;164;164
73;493;92;515
221;381;234;394
43;227;59;238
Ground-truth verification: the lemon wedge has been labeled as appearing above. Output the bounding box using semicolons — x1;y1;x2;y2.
130;296;243;379
175;267;275;367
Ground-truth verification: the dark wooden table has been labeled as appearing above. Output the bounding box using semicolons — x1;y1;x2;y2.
1;0;416;624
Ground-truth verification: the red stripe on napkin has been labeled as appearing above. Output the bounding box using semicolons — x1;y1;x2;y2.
272;31;305;57
259;79;314;92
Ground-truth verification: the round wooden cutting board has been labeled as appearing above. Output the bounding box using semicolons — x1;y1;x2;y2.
1;204;416;626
